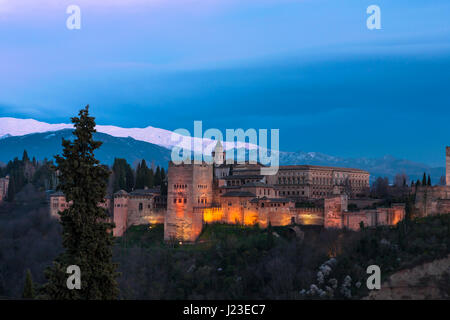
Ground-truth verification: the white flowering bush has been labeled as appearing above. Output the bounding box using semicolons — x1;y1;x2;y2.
299;258;357;299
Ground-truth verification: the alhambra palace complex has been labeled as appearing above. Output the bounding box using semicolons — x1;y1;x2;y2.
44;145;450;241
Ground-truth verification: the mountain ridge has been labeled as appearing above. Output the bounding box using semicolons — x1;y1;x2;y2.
0;129;171;168
0;128;445;184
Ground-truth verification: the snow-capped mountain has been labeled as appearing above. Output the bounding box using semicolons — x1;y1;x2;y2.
0;117;445;183
0;129;171;168
0;117;257;154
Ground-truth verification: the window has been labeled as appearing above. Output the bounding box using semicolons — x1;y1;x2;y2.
139;203;143;211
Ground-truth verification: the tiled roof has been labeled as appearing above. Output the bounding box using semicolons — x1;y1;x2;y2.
130;188;159;196
241;182;269;187
222;175;264;180
221;191;256;198
249;197;292;203
49;191;64;197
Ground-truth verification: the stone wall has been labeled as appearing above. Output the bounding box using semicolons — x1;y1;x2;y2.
342;204;405;231
294;207;324;225
324;195;347;228
113;192;128;237
164;162;213;242
415;185;450;217
0;176;10;203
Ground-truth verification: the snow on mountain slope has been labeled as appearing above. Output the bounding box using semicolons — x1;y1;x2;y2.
0;117;258;153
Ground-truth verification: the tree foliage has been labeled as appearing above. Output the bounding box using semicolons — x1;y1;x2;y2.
22;269;35;299
112;158;134;192
42;105;119;299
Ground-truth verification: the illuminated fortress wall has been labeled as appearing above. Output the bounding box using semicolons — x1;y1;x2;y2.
415;147;450;217
47;142;412;241
164;161;213;242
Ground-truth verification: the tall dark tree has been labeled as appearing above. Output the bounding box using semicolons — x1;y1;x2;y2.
154;166;162;186
42;105;119;299
372;177;389;198
422;172;427;186
22;269;35;299
135;160;153;189
22;150;29;162
112;158;135;192
427;174;432;186
125;164;135;192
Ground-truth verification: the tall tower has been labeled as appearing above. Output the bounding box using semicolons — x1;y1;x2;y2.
212;140;226;165
165;161;213;242
446;146;450;186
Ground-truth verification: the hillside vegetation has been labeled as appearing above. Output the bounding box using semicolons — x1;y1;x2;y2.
1;189;448;299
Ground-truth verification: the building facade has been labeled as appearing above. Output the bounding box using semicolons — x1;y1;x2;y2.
415;146;450;217
164;142;400;241
49;142;405;240
0;176;10;203
50;187;166;237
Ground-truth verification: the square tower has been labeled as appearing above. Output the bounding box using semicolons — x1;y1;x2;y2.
165;161;213;242
446;146;450;186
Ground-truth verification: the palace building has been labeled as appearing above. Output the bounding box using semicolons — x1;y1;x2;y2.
49;141;405;240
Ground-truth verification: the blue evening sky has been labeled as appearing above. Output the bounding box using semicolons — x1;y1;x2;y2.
0;0;449;166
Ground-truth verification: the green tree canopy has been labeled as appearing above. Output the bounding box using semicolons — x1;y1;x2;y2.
42;105;119;299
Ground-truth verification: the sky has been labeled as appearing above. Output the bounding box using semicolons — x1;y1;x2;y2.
0;0;449;166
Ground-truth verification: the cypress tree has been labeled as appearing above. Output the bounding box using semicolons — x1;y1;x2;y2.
125;164;134;192
155;166;161;186
42;105;119;299
135;162;142;189
22;150;29;162
112;158;129;192
427;174;431;186
22;269;35;299
416;179;421;186
422;173;427;186
145;167;154;188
